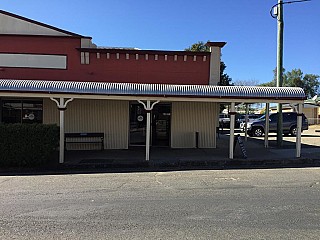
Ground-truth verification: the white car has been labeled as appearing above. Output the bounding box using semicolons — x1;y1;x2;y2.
240;114;262;131
219;114;230;127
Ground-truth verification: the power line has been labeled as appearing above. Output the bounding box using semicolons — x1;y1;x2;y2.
270;0;311;18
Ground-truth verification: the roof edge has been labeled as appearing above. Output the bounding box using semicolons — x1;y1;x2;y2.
77;48;211;55
0;10;85;38
0;79;307;101
206;42;227;48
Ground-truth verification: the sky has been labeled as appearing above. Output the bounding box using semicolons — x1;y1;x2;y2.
1;0;319;85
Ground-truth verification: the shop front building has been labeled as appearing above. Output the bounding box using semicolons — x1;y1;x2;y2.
0;10;306;163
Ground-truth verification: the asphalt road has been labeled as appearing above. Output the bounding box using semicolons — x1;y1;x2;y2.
1;168;320;240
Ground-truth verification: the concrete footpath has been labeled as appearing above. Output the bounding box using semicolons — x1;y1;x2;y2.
60;124;320;171
1;125;320;175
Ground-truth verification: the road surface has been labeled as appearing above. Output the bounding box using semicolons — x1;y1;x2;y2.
1;168;320;239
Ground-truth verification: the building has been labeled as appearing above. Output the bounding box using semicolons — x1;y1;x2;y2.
0;10;307;163
269;100;320;125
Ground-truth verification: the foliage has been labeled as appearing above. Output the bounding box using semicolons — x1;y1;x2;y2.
233;79;259;86
185;41;210;52
219;62;233;87
260;68;319;98
0;124;59;167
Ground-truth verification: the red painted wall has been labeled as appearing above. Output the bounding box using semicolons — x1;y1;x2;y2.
0;35;210;85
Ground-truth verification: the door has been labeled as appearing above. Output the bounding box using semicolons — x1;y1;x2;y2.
129;102;171;147
152;104;171;147
129;103;147;146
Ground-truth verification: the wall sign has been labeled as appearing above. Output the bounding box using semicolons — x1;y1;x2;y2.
137;115;144;122
234;134;247;159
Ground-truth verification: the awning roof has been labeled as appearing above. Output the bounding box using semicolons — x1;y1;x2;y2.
0;79;306;102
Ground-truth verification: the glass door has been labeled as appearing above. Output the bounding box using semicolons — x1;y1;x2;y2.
129;103;147;146
129;102;171;147
152;104;171;147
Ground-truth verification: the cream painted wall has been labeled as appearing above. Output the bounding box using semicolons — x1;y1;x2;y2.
270;106;319;125
209;47;221;85
44;99;219;150
43;99;129;149
303;108;318;125
0;13;71;36
171;102;218;148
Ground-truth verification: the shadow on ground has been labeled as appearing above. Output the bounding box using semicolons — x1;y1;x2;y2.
1;131;320;176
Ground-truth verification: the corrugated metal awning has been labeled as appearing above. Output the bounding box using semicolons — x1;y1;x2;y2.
0;79;306;101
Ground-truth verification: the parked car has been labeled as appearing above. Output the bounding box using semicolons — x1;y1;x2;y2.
219;114;230;128
238;114;262;130
247;112;308;137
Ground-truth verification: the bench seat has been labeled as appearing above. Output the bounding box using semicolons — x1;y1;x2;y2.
65;132;104;150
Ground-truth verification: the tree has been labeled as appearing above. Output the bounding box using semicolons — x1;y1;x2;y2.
185;41;210;52
219;62;233;86
233;79;259;86
185;41;233;86
259;68;284;87
260;68;319;98
301;74;320;98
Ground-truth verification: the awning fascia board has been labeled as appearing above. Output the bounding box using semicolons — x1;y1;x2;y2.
0;79;306;103
0;92;305;104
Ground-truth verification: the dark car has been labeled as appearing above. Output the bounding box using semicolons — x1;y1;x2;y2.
247;112;308;137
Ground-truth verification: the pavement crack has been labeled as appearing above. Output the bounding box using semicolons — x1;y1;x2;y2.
154;173;163;185
0;178;13;185
201;179;209;187
116;181;127;190
154;173;173;190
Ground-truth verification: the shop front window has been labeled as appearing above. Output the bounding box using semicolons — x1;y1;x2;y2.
1;99;43;124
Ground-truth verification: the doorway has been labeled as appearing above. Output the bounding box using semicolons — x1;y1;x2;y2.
129;102;171;147
152;104;171;146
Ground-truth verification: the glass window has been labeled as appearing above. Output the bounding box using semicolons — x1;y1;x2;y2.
22;100;43;123
2;100;22;123
283;112;296;121
1;99;43;124
269;113;277;121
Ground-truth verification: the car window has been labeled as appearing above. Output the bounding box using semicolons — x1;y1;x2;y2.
269;113;277;121
284;113;296;121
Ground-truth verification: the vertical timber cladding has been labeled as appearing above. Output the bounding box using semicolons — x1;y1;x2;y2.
303;108;316;125
43;98;129;149
171;102;218;148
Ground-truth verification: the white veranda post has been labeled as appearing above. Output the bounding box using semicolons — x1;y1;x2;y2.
229;102;236;159
138;100;160;161
244;104;249;142
50;97;74;164
296;103;303;158
264;103;270;148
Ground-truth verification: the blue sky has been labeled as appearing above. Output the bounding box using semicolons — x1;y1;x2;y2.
1;0;319;85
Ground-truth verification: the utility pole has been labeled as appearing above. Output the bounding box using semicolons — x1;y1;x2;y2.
270;0;311;147
276;0;284;147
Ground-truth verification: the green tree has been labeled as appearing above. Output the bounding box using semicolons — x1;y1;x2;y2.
185;41;233;86
301;74;320;98
185;41;210;52
260;68;319;98
219;62;233;86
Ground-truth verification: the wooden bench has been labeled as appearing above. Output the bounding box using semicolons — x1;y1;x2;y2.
64;132;104;150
